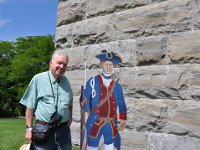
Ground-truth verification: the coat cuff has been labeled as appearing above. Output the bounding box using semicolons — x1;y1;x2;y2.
119;113;127;120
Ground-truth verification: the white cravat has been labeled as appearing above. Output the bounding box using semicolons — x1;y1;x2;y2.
101;72;112;87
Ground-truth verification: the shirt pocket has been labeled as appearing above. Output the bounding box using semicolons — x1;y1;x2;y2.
60;92;71;107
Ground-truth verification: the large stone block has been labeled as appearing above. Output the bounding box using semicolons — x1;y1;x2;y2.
136;35;168;65
167;31;200;63
86;0;146;17
57;0;87;27
133;99;168;132
130;98;200;137
166;100;200;137
120;130;148;150
149;133;200;150
119;65;200;100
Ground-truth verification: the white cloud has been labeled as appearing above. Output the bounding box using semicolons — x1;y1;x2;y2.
0;19;6;27
0;18;11;27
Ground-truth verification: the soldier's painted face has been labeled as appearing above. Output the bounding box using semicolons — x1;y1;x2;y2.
101;61;114;75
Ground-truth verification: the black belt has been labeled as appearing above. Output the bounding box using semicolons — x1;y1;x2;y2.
36;120;68;128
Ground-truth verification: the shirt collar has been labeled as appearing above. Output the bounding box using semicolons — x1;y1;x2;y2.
48;71;57;84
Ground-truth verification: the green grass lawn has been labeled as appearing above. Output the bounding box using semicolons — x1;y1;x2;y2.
0;118;79;150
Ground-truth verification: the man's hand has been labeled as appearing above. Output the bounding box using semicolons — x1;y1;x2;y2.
25;130;32;143
118;119;126;131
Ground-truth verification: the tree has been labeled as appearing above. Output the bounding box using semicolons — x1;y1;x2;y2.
0;41;16;116
0;35;55;117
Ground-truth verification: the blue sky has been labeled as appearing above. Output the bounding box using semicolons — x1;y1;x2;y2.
0;0;57;41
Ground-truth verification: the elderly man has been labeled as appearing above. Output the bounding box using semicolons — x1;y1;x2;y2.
20;49;73;150
82;50;127;150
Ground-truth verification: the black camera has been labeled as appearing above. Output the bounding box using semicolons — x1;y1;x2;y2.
49;112;62;128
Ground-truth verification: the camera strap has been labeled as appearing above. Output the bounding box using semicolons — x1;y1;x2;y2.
48;72;59;112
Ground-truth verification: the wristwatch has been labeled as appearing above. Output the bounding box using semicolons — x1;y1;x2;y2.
26;125;33;131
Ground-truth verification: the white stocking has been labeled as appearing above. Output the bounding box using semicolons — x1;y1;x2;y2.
87;146;99;150
105;143;114;150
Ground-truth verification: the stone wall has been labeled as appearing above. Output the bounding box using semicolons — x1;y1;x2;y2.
55;0;200;149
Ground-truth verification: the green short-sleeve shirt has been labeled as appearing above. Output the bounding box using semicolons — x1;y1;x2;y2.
20;71;73;123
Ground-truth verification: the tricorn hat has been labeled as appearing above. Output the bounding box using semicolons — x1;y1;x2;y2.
95;50;122;65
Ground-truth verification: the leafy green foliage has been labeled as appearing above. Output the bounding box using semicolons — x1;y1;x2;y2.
0;41;17;117
0;35;55;117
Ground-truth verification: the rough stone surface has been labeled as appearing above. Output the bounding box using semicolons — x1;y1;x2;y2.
56;0;196;48
148;133;200;150
57;0;200;149
62;31;200;69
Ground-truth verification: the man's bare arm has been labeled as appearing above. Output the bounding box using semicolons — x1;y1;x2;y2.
25;108;33;143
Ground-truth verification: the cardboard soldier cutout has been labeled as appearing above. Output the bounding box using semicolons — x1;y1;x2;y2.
81;50;127;150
